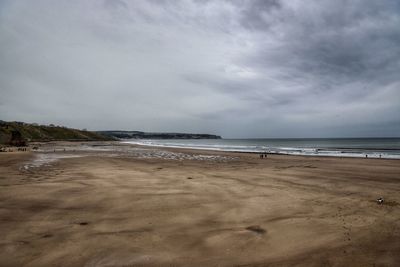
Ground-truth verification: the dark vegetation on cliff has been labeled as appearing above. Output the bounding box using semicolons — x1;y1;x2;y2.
0;120;113;145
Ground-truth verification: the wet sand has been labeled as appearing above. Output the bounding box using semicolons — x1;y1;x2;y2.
0;142;400;266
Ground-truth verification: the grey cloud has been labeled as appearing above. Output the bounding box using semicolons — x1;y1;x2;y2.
0;0;399;137
256;1;400;82
104;0;128;10
237;0;282;30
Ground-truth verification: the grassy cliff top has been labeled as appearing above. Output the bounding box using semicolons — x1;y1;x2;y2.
0;121;113;145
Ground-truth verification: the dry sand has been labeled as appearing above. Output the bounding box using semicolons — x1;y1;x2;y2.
0;142;399;266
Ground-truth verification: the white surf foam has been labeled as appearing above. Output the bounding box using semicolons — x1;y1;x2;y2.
123;140;400;159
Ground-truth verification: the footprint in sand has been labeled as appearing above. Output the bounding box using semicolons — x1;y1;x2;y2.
245;225;266;234
41;234;53;238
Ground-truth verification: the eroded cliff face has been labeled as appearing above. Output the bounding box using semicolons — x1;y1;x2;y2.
9;130;27;146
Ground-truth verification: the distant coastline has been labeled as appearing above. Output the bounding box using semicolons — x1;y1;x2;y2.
97;130;221;140
0;120;221;146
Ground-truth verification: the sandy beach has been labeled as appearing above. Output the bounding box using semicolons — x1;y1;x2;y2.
0;141;399;266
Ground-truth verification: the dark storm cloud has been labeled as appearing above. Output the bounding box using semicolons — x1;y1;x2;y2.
247;1;400;82
0;0;399;137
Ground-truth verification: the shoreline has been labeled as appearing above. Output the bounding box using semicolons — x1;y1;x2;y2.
3;140;400;162
121;139;400;160
121;140;400;161
3;137;399;159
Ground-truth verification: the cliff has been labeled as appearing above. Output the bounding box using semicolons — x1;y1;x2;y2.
0;120;114;145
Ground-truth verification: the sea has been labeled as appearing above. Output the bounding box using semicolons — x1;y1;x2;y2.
123;138;400;159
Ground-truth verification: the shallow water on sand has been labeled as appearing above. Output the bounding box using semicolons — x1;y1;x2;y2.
22;145;237;170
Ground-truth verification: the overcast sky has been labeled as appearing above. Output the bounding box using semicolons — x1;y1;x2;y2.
1;0;399;138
